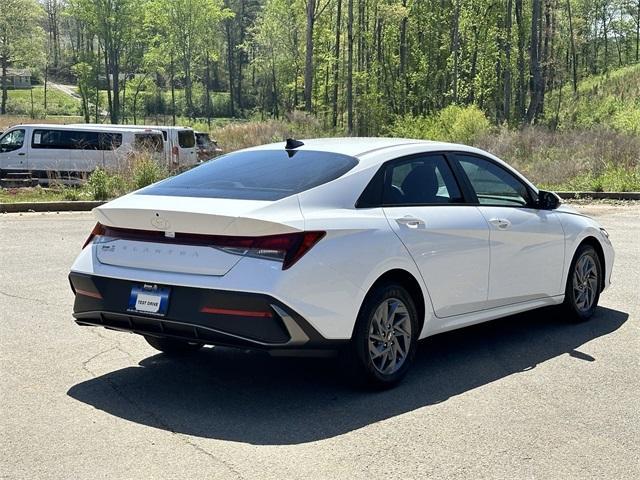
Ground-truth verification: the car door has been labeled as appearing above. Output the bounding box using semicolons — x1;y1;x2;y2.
0;128;28;171
381;153;491;318
454;153;566;308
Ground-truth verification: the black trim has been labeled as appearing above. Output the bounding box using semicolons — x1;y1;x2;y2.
69;273;338;350
356;151;474;208
355;149;542;210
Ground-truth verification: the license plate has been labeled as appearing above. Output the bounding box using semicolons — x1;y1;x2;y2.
128;285;170;316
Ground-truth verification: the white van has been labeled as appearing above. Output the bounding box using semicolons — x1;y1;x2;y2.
0;124;164;183
71;124;198;168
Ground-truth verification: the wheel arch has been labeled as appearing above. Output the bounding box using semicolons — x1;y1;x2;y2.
574;236;606;292
360;268;427;335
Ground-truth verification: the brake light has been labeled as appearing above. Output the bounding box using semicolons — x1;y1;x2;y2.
172;145;179;161
82;223;105;249
83;225;325;270
218;231;325;270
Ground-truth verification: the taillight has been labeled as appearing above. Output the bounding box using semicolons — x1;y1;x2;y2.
82;224;325;270
82;222;105;249
218;231;325;270
172;145;179;161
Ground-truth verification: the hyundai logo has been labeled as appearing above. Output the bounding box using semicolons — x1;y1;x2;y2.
151;216;170;230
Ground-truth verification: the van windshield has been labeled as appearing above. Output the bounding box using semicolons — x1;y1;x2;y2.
178;130;195;148
138;149;358;201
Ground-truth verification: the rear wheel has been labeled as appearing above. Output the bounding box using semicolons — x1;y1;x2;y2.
346;283;419;388
144;336;204;355
563;244;602;321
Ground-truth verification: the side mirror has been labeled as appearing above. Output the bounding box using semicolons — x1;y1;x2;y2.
536;190;561;210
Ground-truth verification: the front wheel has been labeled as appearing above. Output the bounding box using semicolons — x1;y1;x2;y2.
144;336;204;355
346;283;419;388
563;244;602;321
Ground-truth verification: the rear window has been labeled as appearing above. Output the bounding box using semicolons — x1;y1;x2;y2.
138;149;358;201
178;130;195;148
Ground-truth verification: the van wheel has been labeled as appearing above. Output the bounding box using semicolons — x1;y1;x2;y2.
346;282;419;389
144;336;204;355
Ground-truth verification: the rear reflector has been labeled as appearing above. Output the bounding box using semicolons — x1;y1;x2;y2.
75;288;103;299
85;223;325;270
200;306;273;318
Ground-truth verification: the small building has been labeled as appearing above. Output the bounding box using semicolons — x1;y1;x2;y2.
1;69;32;89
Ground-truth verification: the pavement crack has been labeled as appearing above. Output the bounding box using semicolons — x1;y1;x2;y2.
0;288;71;308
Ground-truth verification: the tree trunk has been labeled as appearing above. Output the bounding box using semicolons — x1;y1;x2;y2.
515;0;526;122
331;0;342;128
225;21;236;117
347;0;354;134
526;0;543;123
304;0;316;112
450;1;460;105
503;0;513;123
567;0;578;92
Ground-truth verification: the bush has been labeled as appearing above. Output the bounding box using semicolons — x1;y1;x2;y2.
131;156;168;190
210;111;327;152
87;168;114;200
389;105;491;144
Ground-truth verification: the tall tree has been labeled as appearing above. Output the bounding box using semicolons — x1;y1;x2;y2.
0;0;45;114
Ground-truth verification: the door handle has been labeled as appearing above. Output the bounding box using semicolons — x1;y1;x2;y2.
396;216;426;229
18;152;26;156
489;218;511;230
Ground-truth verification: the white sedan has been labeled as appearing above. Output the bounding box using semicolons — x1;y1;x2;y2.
69;138;614;387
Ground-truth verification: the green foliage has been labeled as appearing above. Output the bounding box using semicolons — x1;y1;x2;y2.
87;168;114;200
389;105;491;144
131;157;168;190
5;87;80;117
547;64;640;134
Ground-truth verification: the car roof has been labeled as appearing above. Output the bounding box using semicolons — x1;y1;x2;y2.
243;137;433;157
243;137;492;161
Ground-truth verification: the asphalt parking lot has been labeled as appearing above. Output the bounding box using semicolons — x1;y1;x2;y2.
1;204;638;480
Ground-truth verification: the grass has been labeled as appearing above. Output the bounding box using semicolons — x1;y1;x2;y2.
0;185;86;203
474;126;640;192
545;64;640;134
4;86;81;117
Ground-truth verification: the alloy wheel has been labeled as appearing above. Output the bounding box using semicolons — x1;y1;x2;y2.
572;253;599;312
368;298;412;375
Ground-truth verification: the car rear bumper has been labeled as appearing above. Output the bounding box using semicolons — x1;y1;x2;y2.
69;273;346;355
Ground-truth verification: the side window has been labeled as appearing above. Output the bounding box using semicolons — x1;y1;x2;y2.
0;129;25;152
32;129;71;149
383;155;463;205
457;155;531;207
99;133;122;150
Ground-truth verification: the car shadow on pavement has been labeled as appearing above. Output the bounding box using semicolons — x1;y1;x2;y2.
68;306;628;445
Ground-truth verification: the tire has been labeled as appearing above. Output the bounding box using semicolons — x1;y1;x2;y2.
345;282;419;389
144;335;204;355
562;244;602;322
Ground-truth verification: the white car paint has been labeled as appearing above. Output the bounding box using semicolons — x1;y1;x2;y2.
70;138;614;342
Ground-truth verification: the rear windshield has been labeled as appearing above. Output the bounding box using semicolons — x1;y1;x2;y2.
138;149;358;200
178;130;195;148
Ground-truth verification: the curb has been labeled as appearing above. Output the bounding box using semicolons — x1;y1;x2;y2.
555;192;640;201
0;201;106;213
1;192;639;214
